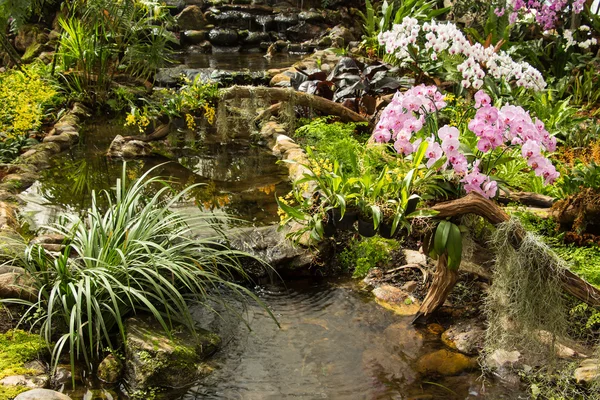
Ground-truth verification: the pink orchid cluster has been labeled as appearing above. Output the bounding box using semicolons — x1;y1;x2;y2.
496;0;585;29
378;17;546;91
373;87;560;199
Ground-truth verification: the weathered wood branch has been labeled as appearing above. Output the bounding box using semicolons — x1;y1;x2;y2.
123;123;170;142
219;86;371;126
413;192;600;323
497;191;555;208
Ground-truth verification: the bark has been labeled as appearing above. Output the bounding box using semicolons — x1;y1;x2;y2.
219;86;371;126
497;191;555;208
412;254;458;324
413;192;600;323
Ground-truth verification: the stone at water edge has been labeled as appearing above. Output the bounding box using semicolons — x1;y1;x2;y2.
416;349;478;376
372;284;420;316
176;5;207;30
14;389;72;400
124;317;221;392
441;319;486;356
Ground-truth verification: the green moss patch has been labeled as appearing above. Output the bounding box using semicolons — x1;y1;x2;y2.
0;329;48;380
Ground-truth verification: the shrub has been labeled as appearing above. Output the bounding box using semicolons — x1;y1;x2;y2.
5;165;272;374
0;62;59;137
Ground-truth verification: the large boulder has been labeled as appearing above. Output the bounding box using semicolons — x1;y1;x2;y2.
124;317;220;392
176;5;207;30
328;25;356;47
0;270;36;301
15;25;45;52
14;389;71;400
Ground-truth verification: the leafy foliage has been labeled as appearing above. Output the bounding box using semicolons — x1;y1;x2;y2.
57;0;176;103
0;61;60;137
4;165;272;374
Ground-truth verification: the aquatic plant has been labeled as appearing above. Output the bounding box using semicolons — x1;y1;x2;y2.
339;236;400;278
4;165;273;376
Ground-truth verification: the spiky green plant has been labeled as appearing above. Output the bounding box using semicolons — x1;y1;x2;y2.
4;164;274;375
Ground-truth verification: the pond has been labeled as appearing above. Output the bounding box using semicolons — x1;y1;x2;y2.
18;118;291;229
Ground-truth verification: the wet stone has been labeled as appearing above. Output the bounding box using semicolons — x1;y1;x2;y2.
416;349;478;376
441;319;485;356
14;389;72;400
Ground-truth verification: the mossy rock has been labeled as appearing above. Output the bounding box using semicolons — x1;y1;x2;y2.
96;354;123;384
416;349;478;376
124;317;220;393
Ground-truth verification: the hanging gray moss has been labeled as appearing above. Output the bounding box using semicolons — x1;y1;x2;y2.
483;218;569;364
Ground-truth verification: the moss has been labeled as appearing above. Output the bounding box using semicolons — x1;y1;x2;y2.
0;385;30;400
339;236;400;278
0;329;48;380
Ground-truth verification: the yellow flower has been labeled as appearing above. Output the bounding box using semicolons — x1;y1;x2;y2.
125;114;136;126
185;113;196;130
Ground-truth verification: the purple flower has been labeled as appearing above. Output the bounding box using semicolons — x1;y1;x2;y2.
474;90;492;108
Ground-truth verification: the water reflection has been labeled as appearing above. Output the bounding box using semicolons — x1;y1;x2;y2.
23;119;290;228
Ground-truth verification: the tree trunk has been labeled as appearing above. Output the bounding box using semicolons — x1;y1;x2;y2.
219;86;371;126
412;254;458;324
413;193;600;323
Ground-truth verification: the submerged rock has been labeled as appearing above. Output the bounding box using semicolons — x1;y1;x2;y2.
14;389;72;400
416;349;478;376
124;317;220;392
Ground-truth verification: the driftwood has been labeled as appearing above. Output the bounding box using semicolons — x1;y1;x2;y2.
219;86;371;126
123;123;171;142
498;191;555;208
412;192;600;324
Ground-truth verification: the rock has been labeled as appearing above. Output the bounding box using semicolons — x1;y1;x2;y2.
427;323;445;336
441;320;485;355
328;25;356;47
270;72;292;86
14;389;72;400
416;349;478;376
15;25;43;52
298;10;325;23
401;280;418;293
30;234;65;245
383;321;424;359
372;284;420;316
182;30;207;45
176;5;207;30
0;272;36;301
536;330;588;359
243;31;270;44
97;354;123;384
485;349;521;370
107;135;153;159
208;28;239;46
574;358;600;384
403;249;427;266
190;40;213;53
124;317;220;391
286;22;326;43
0;373;49;388
163;0;186;14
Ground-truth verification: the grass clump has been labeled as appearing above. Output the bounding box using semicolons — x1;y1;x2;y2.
4;164;272;375
0;329;48;380
339;236;400;278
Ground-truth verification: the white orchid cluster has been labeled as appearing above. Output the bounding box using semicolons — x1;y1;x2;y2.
562;25;598;50
378;17;546;91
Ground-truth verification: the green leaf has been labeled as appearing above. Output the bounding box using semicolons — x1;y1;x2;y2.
413;140;429;167
275;197;306;220
434;220;450;256
447;223;463;271
370;204;382;229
